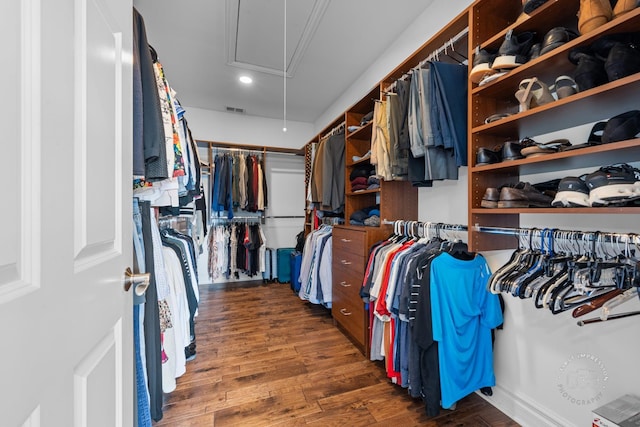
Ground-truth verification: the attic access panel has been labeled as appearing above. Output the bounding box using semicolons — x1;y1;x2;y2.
226;0;329;77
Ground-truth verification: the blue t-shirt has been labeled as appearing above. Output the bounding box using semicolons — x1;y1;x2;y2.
430;252;503;408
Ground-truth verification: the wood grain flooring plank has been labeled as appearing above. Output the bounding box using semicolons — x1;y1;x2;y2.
152;283;519;426
212;390;322;427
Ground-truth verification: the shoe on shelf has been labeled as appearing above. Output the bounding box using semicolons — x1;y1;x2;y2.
540;27;579;56
478;71;509;86
515;77;555;111
523;0;549;14
551;75;578;99
605;42;640;81
502;140;524;160
584;163;640;206
578;0;613;35
498;182;554;208
470;49;499;84
569;46;609;91
484;112;513;124
613;0;640;18
552;176;591;207
601;110;640;143
492;30;537;69
520;138;571;157
528;43;542;61
476;146;503;165
564;120;607;151
481;187;500;208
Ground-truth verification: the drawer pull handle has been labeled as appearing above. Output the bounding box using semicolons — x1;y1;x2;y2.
341;238;352;243
340;281;351;287
341;259;352;265
340;308;352;316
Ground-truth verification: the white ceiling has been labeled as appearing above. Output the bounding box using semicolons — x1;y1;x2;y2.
133;0;436;124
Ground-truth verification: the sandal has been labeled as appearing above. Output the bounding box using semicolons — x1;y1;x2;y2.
515;77;555;111
551;75;578;99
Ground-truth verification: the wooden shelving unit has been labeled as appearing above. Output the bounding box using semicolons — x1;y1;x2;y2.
468;0;640;251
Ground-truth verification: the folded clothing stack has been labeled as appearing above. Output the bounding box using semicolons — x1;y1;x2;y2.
367;176;380;190
350;163;376;192
350;205;381;227
351;176;369;191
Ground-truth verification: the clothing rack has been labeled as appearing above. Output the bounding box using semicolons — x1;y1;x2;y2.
198;140;304;156
381;219;640;247
213;146;264;157
210;216;263;225
386;27;469;92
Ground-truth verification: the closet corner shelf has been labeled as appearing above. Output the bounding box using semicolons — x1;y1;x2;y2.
347;189;381;196
477;0;574;49
347;122;373;140
471;138;640;172
471;73;640;136
471;207;640;214
348;157;372;167
472;8;640;96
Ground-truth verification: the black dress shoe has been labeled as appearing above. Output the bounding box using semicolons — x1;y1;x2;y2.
605;42;640;81
540;27;578;56
502;140;524;160
476;146;503;165
523;0;548;14
569;46;608;91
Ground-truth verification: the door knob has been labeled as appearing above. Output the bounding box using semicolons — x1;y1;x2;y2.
124;267;150;296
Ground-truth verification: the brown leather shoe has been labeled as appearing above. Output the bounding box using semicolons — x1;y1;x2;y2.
613;0;639;18
481;188;500;208
498;182;553;208
578;0;612;35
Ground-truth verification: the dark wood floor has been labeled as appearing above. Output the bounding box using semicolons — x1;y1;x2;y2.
153;282;519;426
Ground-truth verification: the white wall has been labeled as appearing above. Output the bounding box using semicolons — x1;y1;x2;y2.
185;106;314;150
313;0;471;133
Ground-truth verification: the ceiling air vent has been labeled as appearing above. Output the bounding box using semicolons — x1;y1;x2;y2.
225;106;245;114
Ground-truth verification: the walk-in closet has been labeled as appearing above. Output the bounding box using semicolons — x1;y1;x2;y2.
3;0;640;426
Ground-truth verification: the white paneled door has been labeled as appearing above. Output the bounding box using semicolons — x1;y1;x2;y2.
1;0;133;425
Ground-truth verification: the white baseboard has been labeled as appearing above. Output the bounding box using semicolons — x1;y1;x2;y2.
476;385;576;427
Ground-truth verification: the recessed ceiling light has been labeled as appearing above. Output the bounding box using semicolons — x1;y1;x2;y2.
239;75;253;84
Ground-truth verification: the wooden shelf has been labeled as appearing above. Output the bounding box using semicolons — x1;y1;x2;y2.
475;0;579;50
347;156;372;168
347;122;373;141
471;138;640;171
468;0;640;251
346;189;380;196
471;73;640;137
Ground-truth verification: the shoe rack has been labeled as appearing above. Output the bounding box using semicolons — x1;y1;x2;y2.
468;0;640;251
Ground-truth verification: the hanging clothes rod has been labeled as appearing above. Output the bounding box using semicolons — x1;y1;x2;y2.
212;146;264;155
198;140;304;156
386;27;469;92
420;27;469;67
381;219;640;245
321;121;346;139
210;216;263;223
